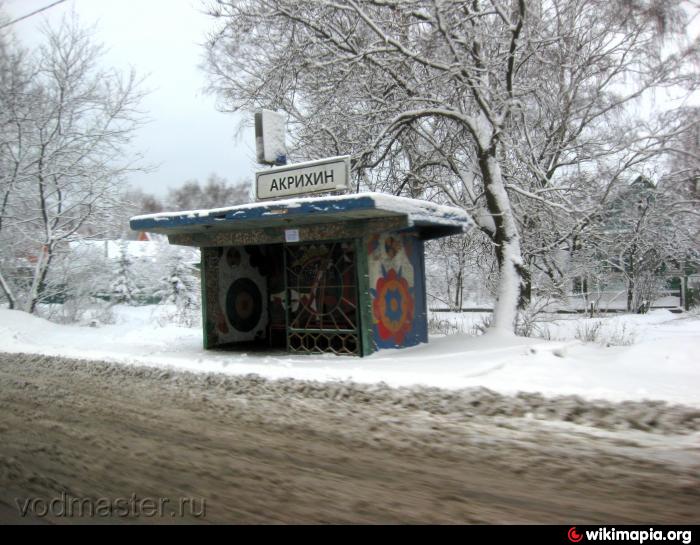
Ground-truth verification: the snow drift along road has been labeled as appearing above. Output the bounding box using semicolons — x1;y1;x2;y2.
0;307;697;406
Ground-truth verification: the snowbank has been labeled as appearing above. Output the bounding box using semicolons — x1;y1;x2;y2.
0;306;697;406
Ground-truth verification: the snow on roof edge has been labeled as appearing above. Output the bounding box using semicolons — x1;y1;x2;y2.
130;192;473;229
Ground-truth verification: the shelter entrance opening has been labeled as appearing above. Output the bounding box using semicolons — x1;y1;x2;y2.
285;241;360;356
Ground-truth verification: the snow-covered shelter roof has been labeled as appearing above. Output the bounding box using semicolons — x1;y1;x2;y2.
130;192;472;241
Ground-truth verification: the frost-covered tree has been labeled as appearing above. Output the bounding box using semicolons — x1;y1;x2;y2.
110;242;139;305
0;18;32;309
165;173;251;211
40;241;114;323
426;230;497;311
204;0;696;333
0;13;146;313
156;249;200;326
582;176;698;312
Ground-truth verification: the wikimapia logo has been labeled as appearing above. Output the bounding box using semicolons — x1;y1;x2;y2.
569;527;584;543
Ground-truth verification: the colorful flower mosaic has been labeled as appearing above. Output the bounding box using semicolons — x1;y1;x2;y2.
371;266;414;345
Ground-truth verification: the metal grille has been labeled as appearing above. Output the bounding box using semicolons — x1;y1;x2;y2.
285;241;359;355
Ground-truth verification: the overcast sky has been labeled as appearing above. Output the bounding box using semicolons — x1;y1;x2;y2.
3;0;256;198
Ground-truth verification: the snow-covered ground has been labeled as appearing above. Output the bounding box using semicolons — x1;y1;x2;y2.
0;306;697;407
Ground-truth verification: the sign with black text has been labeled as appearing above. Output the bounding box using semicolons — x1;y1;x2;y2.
256;156;350;201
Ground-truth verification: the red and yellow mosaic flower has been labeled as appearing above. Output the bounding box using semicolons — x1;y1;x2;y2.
372;267;414;345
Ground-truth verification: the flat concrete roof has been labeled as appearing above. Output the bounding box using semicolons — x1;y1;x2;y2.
130;192;472;241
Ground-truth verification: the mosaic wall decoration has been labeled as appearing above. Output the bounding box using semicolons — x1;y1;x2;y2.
202;246;222;348
367;232;427;349
202;245;269;347
202;232;428;354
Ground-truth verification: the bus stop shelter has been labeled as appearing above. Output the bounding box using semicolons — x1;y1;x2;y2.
130;192;471;356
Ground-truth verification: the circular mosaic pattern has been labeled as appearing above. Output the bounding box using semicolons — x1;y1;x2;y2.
225;277;263;333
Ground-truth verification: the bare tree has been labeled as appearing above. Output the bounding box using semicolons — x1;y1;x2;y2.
94;186;165;240
584;175;698;312
165;173;251;210
203;0;696;333
426;230;498;311
0;22;33;308
0;14;147;313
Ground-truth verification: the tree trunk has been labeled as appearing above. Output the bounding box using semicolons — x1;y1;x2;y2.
454;270;463;311
480;149;525;334
520;266;532;309
0;271;16;310
627;278;634;312
26;246;53;314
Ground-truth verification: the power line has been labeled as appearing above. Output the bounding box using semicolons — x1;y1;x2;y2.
0;0;68;31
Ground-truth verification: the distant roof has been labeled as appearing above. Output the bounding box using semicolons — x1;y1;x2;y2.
130;192;472;241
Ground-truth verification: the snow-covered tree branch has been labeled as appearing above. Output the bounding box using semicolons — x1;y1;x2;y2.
203;0;698;333
0;13;147;314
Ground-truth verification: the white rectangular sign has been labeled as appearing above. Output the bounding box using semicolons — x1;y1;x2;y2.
284;229;300;243
255;109;286;165
256;155;350;201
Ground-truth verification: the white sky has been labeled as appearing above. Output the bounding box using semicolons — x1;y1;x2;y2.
2;0;257;197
